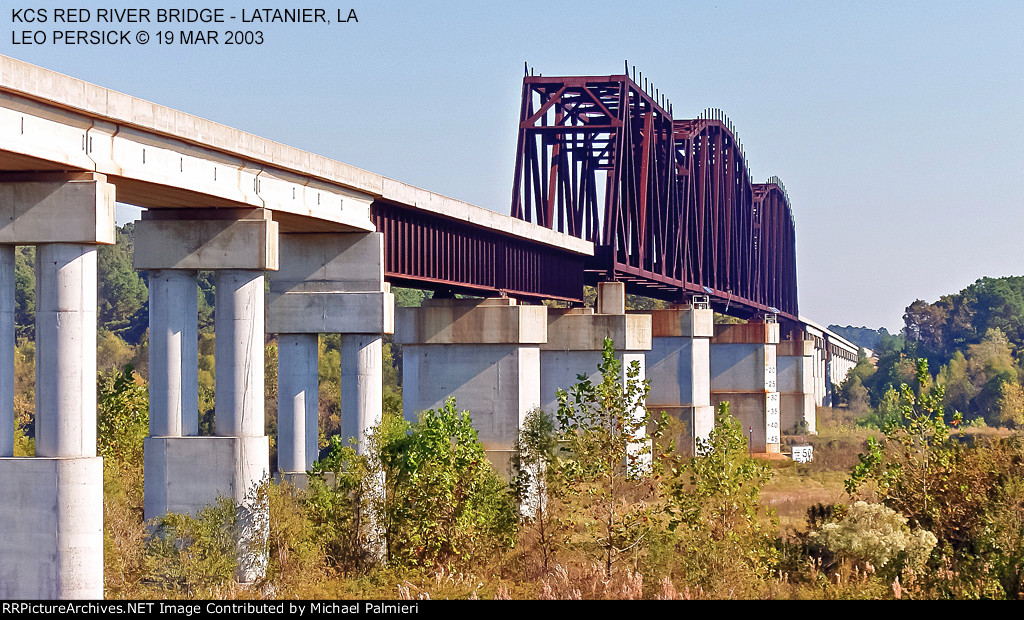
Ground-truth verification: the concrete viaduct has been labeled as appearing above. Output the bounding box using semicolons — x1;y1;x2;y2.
0;56;859;598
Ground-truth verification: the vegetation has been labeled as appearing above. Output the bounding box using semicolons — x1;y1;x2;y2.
10;226;1024;599
839;276;1024;429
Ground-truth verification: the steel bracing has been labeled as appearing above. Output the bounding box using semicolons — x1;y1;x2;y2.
511;70;799;320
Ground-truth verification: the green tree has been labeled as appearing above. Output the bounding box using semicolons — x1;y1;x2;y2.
844;359;1024;597
555;337;655;577
663;403;775;593
996;381;1024;428
512;407;569;574
96;365;149;492
14;246;34;340
97;223;148;343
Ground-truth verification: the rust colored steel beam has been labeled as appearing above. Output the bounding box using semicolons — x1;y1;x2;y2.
371;200;584;303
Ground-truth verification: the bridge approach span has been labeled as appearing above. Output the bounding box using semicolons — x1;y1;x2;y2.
0;55;592;301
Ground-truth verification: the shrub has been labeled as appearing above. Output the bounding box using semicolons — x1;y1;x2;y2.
378;398;517;569
809;500;936;576
144;497;240;597
663;402;777;596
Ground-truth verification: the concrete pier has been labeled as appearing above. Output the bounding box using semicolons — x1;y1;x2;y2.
397;297;545;475
269;232;393;474
644;304;715;455
710;321;781;454
135;209;277;582
0;172;114;599
778;338;817;434
541;282;653;469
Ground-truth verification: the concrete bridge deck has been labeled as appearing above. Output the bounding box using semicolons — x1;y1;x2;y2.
0;54;593;254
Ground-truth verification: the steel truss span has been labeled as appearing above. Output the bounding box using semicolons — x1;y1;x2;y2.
511;72;798;320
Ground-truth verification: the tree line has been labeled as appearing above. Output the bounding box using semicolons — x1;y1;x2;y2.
837;275;1024;429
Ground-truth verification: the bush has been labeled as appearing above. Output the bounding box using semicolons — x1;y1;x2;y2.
306;436;381;573
378;398;517;569
809;500;936;576
144;497;240;597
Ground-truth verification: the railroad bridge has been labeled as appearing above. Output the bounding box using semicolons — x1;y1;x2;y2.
0;56;858;598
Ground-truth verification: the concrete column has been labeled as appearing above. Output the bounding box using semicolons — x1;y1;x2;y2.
341;334;382;455
214;269;265;438
0;245;13;456
277;333;319;473
778;339;817;434
398;297;545;475
710;321;781;454
148;270;199;437
645;306;715;455
35;243;97;458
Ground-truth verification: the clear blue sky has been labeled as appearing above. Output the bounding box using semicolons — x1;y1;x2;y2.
3;1;1022;332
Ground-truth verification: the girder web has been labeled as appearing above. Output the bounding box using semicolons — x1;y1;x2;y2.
511;71;799;320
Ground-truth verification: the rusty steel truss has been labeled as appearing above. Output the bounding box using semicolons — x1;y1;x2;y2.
511;70;798;320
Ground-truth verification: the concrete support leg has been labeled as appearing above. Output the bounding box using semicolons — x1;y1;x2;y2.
0;245;13;456
645;306;715;455
134;212;278;585
269;231;394;477
710;322;781;454
214;270;265;439
211;269;268;582
35;243;97;458
148;270;199;437
277;333;319;473
541;301;653;471
0;173;113;599
341;334;382;455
